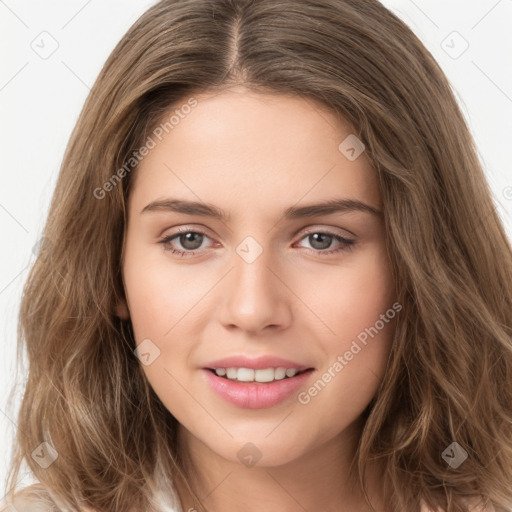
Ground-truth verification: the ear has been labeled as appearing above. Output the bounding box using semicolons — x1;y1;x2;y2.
115;298;130;320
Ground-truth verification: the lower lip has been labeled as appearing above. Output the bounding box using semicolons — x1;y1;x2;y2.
202;369;314;409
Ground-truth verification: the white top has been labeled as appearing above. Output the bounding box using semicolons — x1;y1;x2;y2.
0;484;183;512
0;499;181;512
420;497;496;511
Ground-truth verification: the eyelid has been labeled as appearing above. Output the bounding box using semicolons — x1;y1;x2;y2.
297;224;356;239
161;224;215;239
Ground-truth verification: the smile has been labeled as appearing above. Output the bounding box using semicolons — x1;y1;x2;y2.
203;368;314;409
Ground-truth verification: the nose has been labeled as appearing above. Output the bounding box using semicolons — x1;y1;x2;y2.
218;245;293;335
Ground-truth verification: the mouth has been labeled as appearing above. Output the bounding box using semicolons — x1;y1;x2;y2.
202;366;315;409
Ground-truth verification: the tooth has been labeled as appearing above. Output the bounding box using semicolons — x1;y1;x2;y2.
237;368;255;382
226;367;238;379
220;367;303;382
254;368;275;383
285;368;298;377
274;367;286;380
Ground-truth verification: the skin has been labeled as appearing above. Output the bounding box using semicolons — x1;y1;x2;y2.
116;86;397;512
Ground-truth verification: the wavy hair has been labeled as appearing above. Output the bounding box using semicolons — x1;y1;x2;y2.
4;0;512;511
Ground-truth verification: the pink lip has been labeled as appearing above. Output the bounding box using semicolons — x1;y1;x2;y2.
204;355;312;371
202;368;315;409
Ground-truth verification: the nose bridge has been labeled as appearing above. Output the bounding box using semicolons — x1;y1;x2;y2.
219;235;291;332
232;237;277;307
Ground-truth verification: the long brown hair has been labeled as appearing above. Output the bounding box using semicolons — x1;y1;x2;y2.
4;0;512;511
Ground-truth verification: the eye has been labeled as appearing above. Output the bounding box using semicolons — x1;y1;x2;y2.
158;227;356;257
159;228;213;257
294;229;356;255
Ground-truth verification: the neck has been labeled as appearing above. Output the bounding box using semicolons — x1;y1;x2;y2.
173;417;388;512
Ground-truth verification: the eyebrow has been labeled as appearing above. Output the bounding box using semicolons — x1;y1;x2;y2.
140;198;382;221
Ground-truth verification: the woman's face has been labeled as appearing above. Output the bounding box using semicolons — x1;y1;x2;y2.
118;87;397;467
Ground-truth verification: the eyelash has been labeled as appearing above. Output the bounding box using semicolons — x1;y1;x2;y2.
158;228;356;257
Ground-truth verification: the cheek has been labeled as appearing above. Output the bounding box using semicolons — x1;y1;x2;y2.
122;243;199;340
297;244;395;347
121;245;202;417
295;245;396;405
121;243;211;399
299;248;396;414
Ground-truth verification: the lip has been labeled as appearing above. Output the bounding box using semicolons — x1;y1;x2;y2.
204;355;312;371
202;366;315;409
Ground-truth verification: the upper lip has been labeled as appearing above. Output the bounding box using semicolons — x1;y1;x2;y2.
204;355;313;371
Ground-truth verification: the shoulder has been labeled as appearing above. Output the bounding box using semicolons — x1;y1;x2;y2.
0;483;95;512
0;483;54;511
0;483;180;512
420;496;497;511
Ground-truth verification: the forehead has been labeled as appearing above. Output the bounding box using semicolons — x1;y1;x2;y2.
129;88;381;218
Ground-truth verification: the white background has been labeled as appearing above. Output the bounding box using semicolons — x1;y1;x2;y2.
1;0;511;499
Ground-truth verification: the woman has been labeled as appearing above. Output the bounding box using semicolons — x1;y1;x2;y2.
2;0;511;511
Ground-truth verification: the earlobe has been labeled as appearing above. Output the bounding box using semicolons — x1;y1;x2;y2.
115;299;130;320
